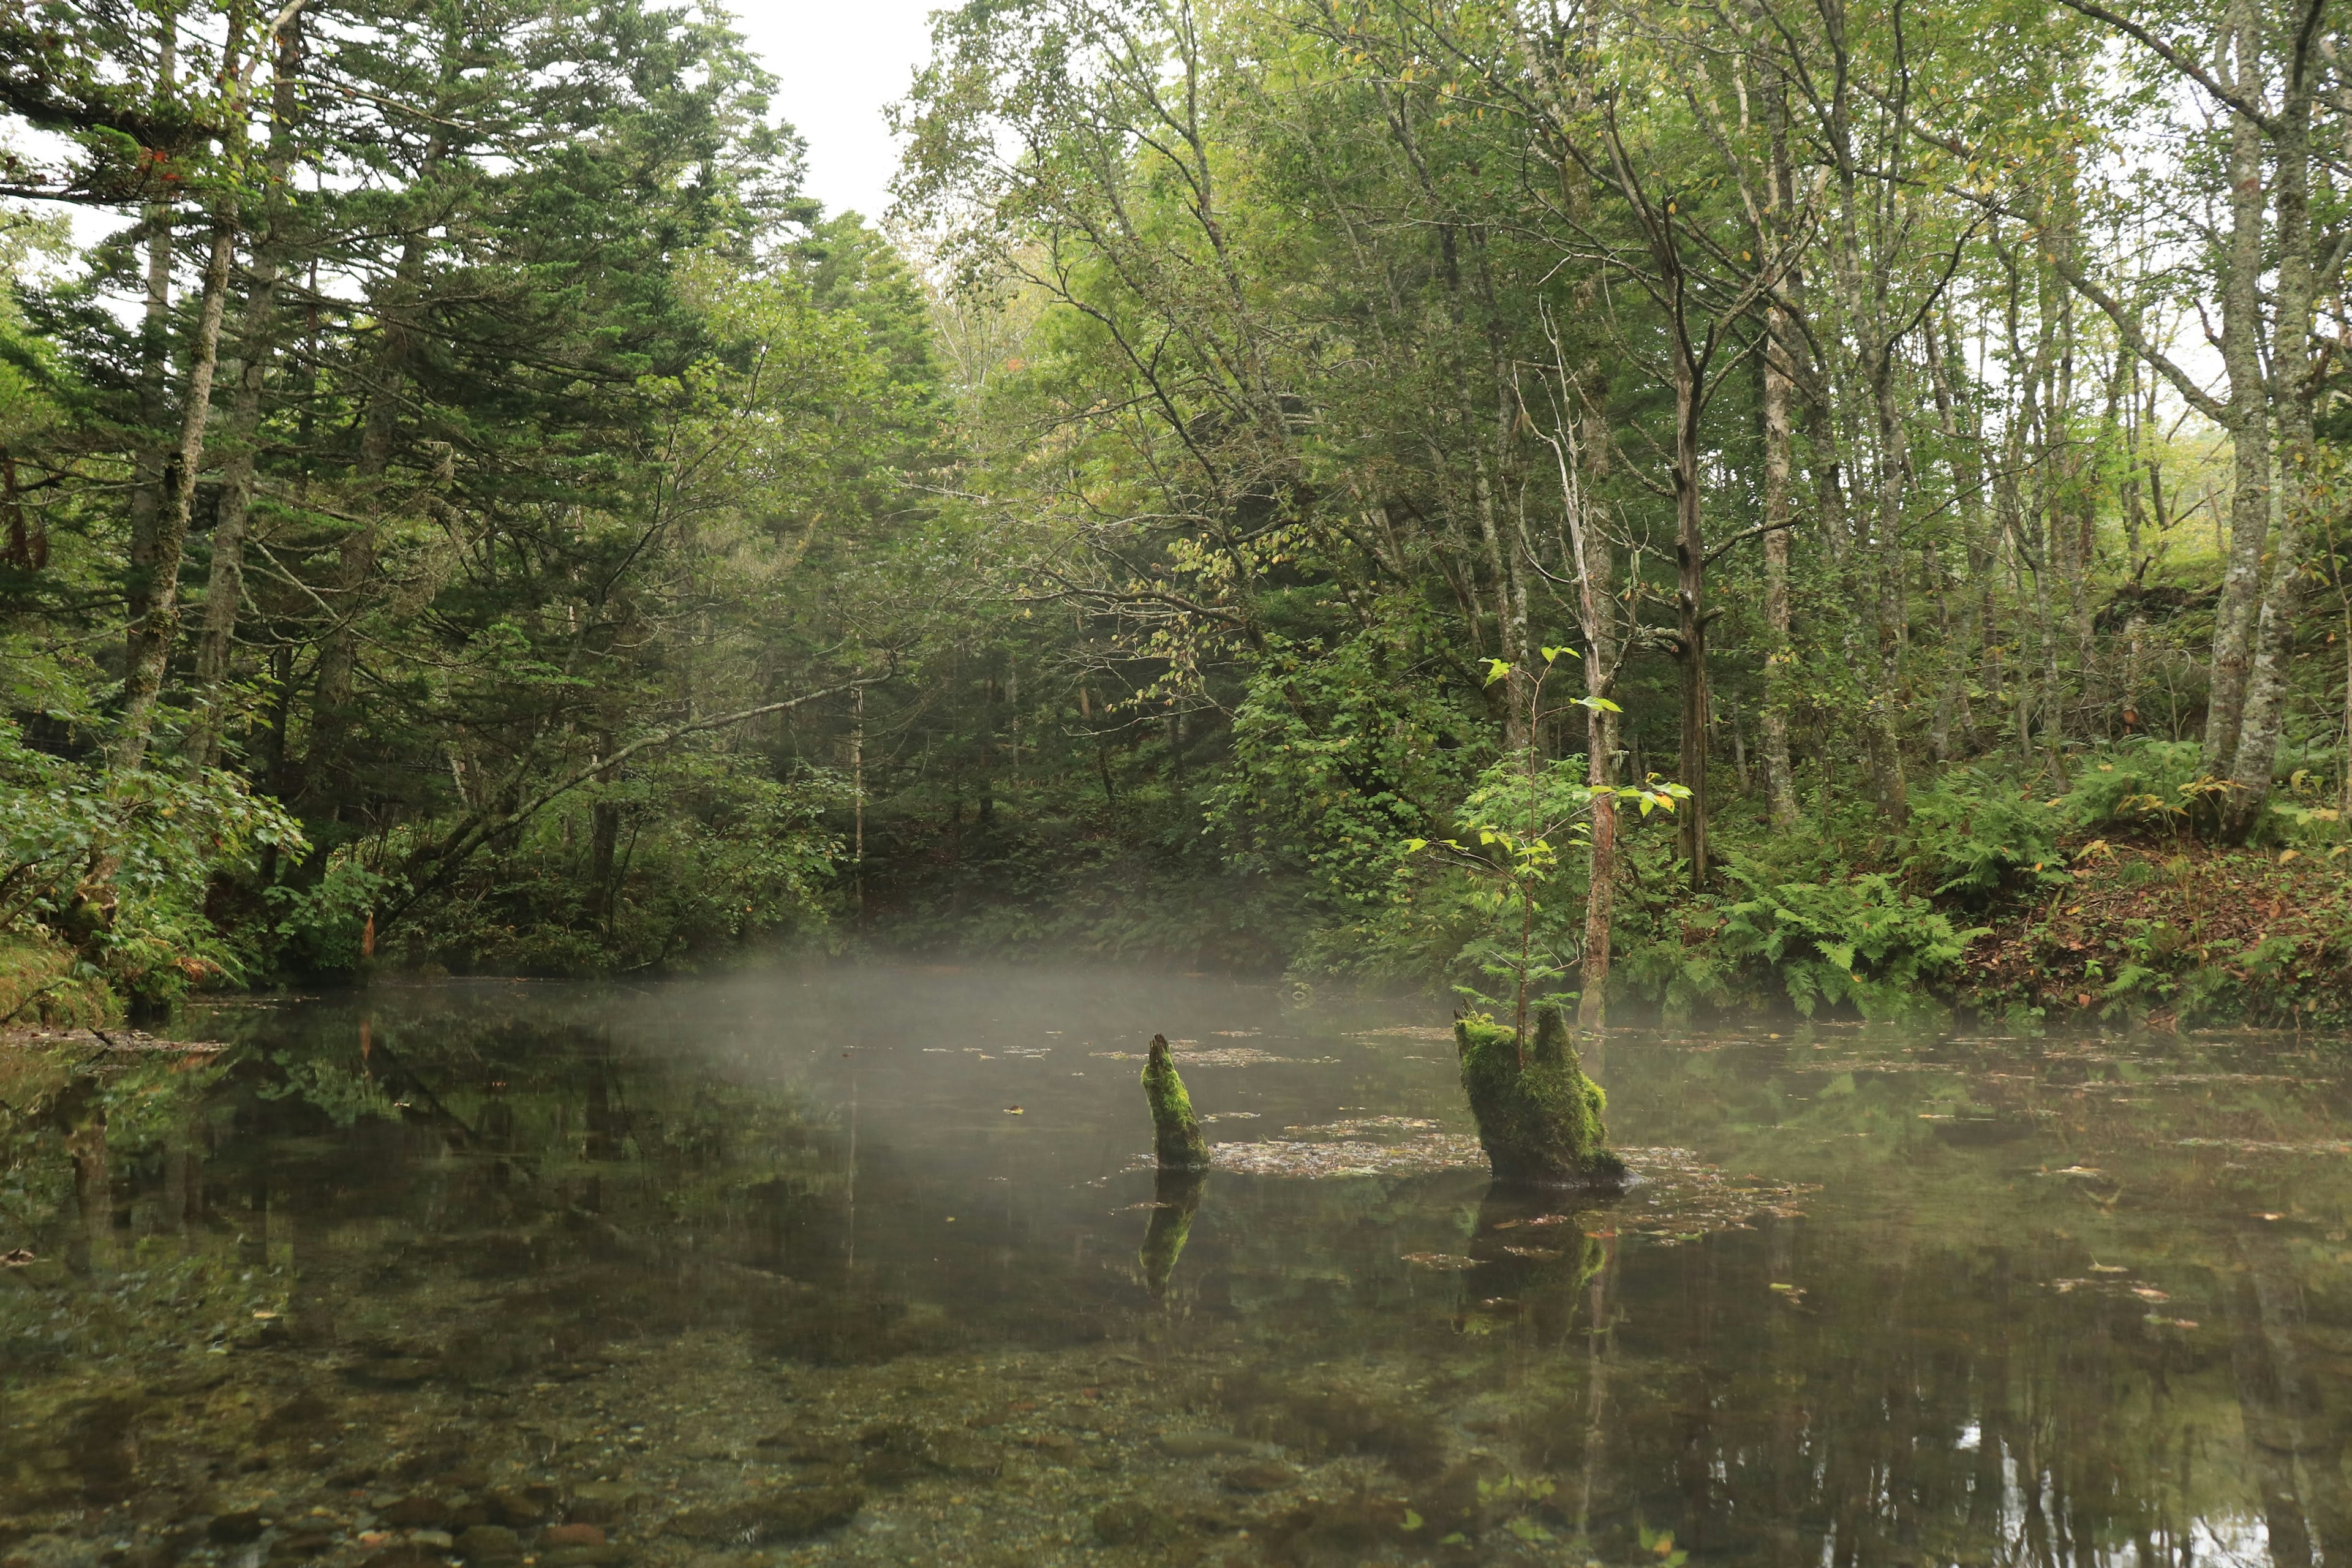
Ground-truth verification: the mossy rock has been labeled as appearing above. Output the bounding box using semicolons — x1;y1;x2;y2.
1454;1006;1626;1186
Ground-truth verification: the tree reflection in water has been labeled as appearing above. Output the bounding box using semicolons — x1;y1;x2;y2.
0;972;2345;1567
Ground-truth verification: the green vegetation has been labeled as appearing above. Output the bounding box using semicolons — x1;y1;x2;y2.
1453;1007;1622;1185
1142;1033;1210;1169
1;0;2349;1028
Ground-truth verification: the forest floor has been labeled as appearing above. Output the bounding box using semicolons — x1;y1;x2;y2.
1960;837;2352;1030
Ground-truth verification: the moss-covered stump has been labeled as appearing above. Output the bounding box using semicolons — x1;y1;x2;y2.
1138;1167;1205;1298
1142;1033;1210;1169
1454;1006;1626;1187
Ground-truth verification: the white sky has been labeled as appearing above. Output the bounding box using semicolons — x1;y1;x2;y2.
726;0;942;222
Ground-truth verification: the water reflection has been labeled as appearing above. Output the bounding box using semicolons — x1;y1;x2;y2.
0;970;2348;1567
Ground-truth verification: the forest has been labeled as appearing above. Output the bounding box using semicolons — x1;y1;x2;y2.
2;0;2350;1029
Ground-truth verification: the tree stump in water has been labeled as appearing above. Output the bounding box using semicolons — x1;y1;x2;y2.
1138;1167;1204;1298
1142;1033;1209;1168
1455;1006;1626;1186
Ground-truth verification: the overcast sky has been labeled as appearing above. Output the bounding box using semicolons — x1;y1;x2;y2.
729;0;942;223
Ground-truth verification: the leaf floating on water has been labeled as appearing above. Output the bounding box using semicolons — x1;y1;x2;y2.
1206;1134;1487;1178
1349;1025;1455;1041
2132;1287;2169;1302
2089;1263;2128;1273
1003;1106;1025;1114
1091;1047;1336;1067
2178;1138;2352;1156
1401;1253;1479;1271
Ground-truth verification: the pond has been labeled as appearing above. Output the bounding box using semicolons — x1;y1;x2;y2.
4;966;2351;1567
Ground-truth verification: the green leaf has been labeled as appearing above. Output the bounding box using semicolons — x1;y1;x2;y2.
1482;658;1513;686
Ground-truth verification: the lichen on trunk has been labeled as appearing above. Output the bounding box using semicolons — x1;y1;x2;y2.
1455;1006;1625;1186
1142;1033;1208;1169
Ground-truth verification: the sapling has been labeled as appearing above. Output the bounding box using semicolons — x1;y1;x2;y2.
1408;647;1684;1183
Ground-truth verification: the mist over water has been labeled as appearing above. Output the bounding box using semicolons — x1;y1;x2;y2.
4;967;2350;1566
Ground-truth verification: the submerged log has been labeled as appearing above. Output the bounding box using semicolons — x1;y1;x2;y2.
1138;1166;1205;1298
1142;1033;1210;1168
1454;1006;1626;1186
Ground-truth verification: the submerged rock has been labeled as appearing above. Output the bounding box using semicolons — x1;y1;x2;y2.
1152;1431;1255;1459
453;1525;521;1565
665;1488;864;1544
377;1496;450;1529
1455;1006;1627;1186
206;1510;266;1545
1091;1498;1185;1548
1220;1460;1299;1493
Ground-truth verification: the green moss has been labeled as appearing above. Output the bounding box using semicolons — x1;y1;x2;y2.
1139;1167;1204;1297
1142;1033;1210;1167
1455;1006;1623;1186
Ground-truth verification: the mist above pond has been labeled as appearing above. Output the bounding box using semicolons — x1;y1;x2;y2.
4;967;2348;1566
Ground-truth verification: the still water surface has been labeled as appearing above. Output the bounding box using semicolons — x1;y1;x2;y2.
4;967;2351;1567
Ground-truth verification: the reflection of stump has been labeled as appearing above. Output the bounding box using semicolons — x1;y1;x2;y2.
1455;1006;1626;1186
1139;1167;1205;1298
1142;1034;1209;1169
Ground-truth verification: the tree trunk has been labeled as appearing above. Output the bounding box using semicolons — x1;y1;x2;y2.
116;189;240;773
2223;27;2318;839
1142;1035;1208;1168
1672;357;1710;889
2204;0;2274;783
189;10;304;769
124;16;178;671
1760;301;1800;828
1456;1006;1623;1186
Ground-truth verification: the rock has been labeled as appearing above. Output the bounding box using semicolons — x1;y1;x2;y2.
665;1488;864;1544
1152;1431;1255;1459
1022;1431;1079;1461
856;1449;927;1487
409;1532;454;1551
1221;1461;1298;1493
1091;1499;1183;1548
540;1525;605;1548
379;1498;450;1530
267;1531;335;1561
925;1433;1004;1479
267;1393;334;1430
360;1548;444;1568
540;1548;628;1568
207;1512;267;1545
446;1504;489;1531
564;1483;652;1526
452;1526;520;1564
342;1357;437;1390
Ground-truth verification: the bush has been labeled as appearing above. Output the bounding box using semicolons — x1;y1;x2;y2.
0;720;304;1008
2065;739;2207;829
1903;769;2071;903
1717;872;1981;1020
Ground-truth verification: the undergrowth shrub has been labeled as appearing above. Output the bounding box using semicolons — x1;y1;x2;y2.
1902;769;2070;903
2064;740;2207;831
1717;872;1980;1019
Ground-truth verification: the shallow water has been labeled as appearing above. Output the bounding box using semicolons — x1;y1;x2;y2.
5;967;2352;1567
